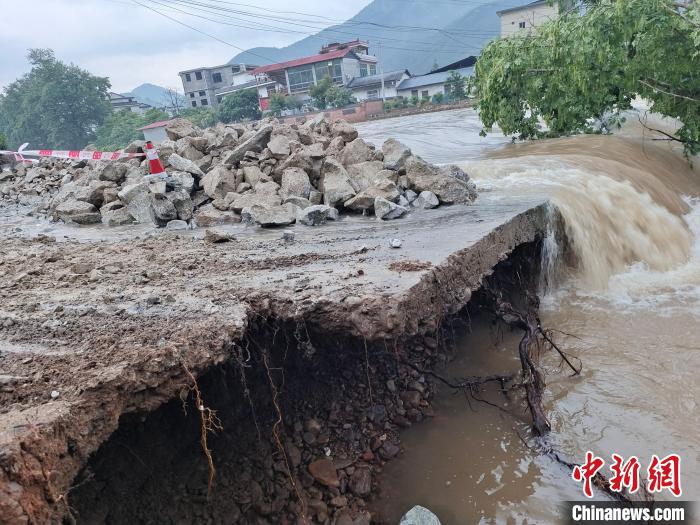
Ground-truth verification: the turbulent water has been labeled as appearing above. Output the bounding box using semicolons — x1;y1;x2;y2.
356;109;700;523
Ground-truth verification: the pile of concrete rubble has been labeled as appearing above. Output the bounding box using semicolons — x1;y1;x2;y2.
0;117;477;229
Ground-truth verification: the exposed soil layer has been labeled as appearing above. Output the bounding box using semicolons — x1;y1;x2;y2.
0;198;546;524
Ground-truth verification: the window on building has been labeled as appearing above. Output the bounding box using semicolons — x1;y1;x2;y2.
189;92;195;98
370;64;377;75
268;85;277;94
421;90;429;98
199;91;206;96
411;90;419;98
212;72;223;83
191;101;197;107
367;89;379;100
185;73;192;82
288;65;316;92
359;64;368;77
518;21;526;29
232;65;241;73
314;60;343;84
201;99;209;106
195;71;203;80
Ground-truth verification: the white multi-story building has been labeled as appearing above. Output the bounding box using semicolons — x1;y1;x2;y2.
178;63;259;108
496;0;560;37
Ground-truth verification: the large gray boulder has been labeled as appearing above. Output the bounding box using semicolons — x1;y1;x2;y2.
242;204;296;227
170;171;195;193
382;138;412;171
149;194;178;227
344;180;401;211
97;162;128;183
321;158;356;207
54;199;102;224
340;138;376;165
267;134;291;159
202;166;239;199
118;182;153;223
166;189;194;221
440;164;478;200
400;506;441;525
229;192;281;213
280;168;311;199
346;161;393;191
168;153;205;178
405;156;476;204
412;190;439;209
331;120;358;142
374;197;408;220
165;118;201;141
101;206;135;227
222;125;273;167
242;165;265;186
297;204;335;226
194;204;241;226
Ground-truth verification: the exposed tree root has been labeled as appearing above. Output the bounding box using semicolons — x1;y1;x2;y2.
181;363;223;496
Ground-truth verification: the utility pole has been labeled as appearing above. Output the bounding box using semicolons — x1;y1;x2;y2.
378;41;385;103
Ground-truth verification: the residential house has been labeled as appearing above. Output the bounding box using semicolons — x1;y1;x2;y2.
251;40;380;106
137;120;172;145
214;77;286;111
496;0;559;37
396;66;474;100
347;69;411;101
179;63;258;108
108;92;151;115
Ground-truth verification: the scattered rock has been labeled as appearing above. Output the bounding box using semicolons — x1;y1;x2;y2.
165;219;189;230
168;153;206;178
374;197;408;220
382;138;412;171
204;228;235;243
400;505;442;525
194;204;241;227
308;459;339;488
54;200;101;225
242;205;296;227
413;191;439;210
297;204;336;226
149;194;178;227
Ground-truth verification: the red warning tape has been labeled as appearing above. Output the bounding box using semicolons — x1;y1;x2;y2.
1;143;146;163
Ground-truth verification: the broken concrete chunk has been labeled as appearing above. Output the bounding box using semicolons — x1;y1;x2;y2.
321;158;356;207
167;153;206;179
344;180;400;211
149;194;178;227
202;165;239;199
405;156;476;204
374;197;408;220
222;125;273;167
413;190;439;209
194;204;241;227
241;204;296;227
330;121;358;142
281;168;311;199
54;199;102;225
165;118;201;141
297;204;335;226
382;138;412;171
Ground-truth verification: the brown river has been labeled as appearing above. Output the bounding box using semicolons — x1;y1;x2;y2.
356;108;700;523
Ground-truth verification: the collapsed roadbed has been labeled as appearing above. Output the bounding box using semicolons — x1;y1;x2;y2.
0;196;547;524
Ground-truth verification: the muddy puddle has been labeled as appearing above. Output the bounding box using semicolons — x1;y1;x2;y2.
357;109;700;522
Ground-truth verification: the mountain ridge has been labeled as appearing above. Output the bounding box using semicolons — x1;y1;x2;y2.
228;0;522;75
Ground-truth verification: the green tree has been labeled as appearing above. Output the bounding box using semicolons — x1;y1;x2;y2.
94;107;170;150
0;132;6;151
325;84;356;108
218;89;261;123
475;0;700;154
94;110;144;150
181;107;219;128
0;49;111;149
432;92;445;104
268;93;289;116
445;71;467;101
309;78;334;110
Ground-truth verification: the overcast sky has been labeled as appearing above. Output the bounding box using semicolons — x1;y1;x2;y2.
0;0;373;93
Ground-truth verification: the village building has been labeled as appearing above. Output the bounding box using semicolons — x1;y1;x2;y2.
108;92;151;115
496;0;560;37
346;69;411;102
251;40;380;108
137;120;172;145
396;66;474;100
178;63;258;108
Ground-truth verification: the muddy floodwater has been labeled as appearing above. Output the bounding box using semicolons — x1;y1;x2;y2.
357;109;700;523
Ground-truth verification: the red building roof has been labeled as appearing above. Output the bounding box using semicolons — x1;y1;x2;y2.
138;120;172;131
252;48;355;75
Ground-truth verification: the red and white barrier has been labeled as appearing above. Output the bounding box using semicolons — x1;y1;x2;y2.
0;143;147;164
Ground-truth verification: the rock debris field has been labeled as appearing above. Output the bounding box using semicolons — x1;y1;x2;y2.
1;117;477;230
0;116;547;525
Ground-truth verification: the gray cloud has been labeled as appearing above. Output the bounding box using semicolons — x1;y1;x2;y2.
0;0;371;92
